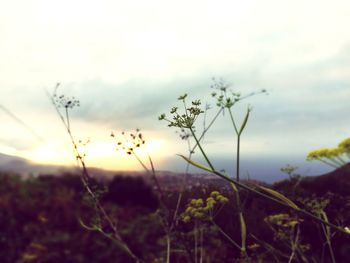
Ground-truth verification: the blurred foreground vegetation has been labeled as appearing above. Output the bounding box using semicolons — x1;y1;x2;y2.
0;167;349;263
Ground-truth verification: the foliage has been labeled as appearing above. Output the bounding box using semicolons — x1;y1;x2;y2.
2;81;349;262
0;172;349;262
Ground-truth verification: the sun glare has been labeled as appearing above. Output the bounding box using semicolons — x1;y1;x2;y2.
0;144;17;157
20;143;73;166
18;138;166;171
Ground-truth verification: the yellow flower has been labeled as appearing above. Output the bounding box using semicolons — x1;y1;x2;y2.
183;215;191;223
345;227;350;234
327;147;343;157
307;150;321;160
339;137;350;152
22;253;37;262
248;243;260;250
210;191;220;197
317;148;331;158
195;198;204;207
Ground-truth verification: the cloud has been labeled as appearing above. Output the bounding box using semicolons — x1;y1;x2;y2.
1;0;350;173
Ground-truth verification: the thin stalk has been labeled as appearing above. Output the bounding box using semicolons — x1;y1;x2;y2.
190;128;215;171
287;249;295;263
170;143;192;231
131;148;171;261
166;234;171;263
48;90;142;263
335;155;346;166
182;153;348;234
228;107;239;135
251;234;287;262
211;220;241;250
236;135;241;182
227;106;248;255
194;221;198;263
65;107;71;132
190;107;224;154
320;211;336;263
133;151;165;201
231;183;246;256
199;227;204;263
328;157;344;167
186;161;350;235
287;227;299;263
317;158;339;168
170;107;223;231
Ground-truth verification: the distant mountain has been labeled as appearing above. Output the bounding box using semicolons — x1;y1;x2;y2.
298;163;350;195
0;152;141;178
0;152;31;172
273;163;350;196
0;152;63;175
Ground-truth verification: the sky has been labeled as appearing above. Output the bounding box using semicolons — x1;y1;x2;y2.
0;0;349;181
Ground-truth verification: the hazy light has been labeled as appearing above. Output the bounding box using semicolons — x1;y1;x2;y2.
20;142;73;166
0;144;17;156
1;0;349;174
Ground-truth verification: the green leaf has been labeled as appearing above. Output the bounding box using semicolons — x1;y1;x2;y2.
238;107;250;135
239;212;247;254
177;155;214;173
259;186;300;210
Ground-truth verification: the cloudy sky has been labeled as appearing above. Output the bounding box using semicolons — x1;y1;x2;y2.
0;0;349;181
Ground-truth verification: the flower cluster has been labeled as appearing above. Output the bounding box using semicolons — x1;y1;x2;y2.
111;129;145;155
307;148;342;160
280;164;298;177
338;137;350;152
211;79;240;108
345;227;350;234
210;77;267;109
297;195;329;215
264;213;302;229
264;213;310;251
307;137;350;165
53;93;80;109
181;191;229;223
76;138;90;160
159;94;204;129
176;128;192;141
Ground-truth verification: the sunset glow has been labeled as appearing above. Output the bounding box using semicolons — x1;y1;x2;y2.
16;138;166;171
0;0;349;177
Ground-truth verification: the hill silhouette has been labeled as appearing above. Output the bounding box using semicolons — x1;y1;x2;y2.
273;163;350;196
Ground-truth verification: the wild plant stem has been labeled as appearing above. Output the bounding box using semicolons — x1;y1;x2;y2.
211;220;241;250
203;167;348;235
190;108;224;154
190;128;215;171
65;107;70;131
170;145;192;231
287;227;299;263
194;221;198;263
236;135;241;182
227;107;247;255
49;90;142;263
228;107;241;181
231;183;246;256
166;234;171;263
228;107;239;134
320;211;336;263
170;108;223;232
199;227;204;263
317;158;339;168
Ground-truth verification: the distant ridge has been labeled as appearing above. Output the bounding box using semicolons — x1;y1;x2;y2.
274;163;350;196
0;152;63;175
299;162;350;195
0;152;159;178
0;152;30;171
